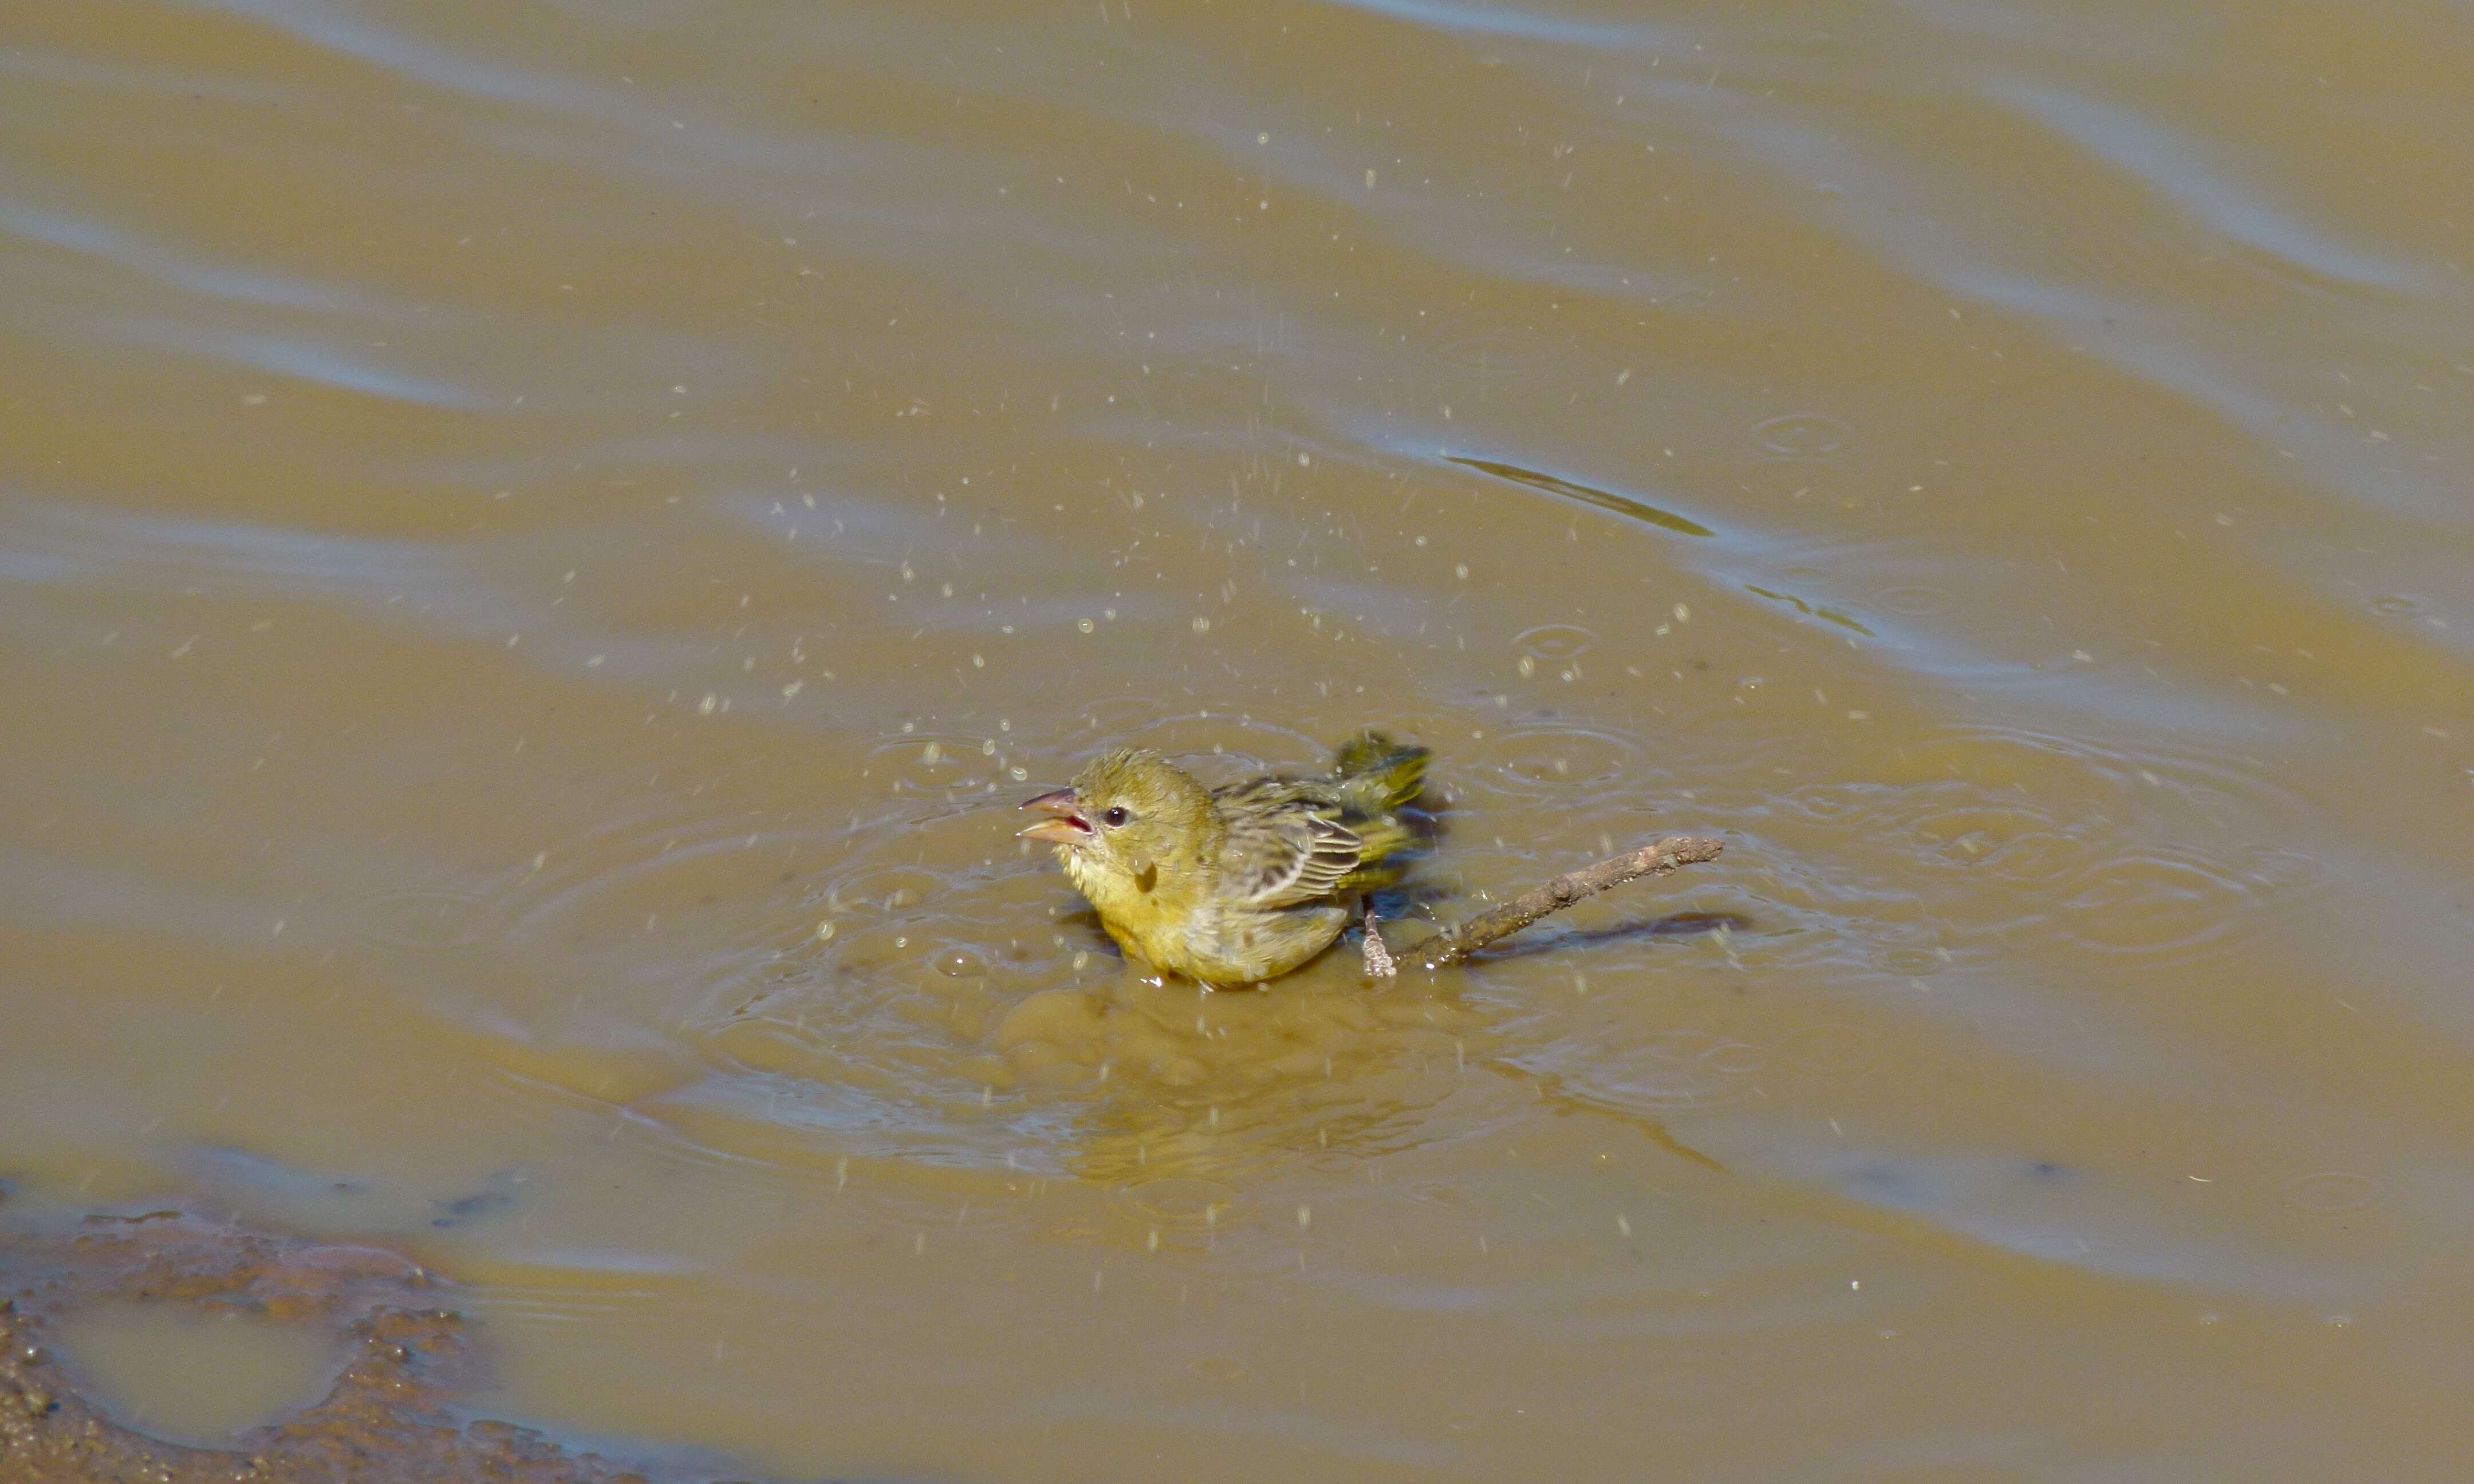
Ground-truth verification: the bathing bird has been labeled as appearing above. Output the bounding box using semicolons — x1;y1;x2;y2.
1019;731;1428;986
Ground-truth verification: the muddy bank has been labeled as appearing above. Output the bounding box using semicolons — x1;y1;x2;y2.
0;1207;721;1484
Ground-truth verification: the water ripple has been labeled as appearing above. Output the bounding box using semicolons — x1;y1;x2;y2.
1;202;360;315
117;321;489;409
1988;78;2435;293
1311;0;1674;49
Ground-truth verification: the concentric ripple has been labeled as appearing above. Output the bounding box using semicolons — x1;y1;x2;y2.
2053;848;2264;957
1512;623;1595;663
862;731;1010;800
1750;412;1853;459
467;779;1499;1192
1467;725;1646;801
1515;1026;1771;1116
1748;725;2326;969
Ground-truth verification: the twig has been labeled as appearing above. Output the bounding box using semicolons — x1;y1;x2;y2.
1411;835;1724;970
1361;902;1397;980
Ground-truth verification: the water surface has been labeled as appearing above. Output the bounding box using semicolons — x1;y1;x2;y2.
6;0;2473;1477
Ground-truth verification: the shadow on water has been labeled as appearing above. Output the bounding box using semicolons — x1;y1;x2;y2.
1444;455;1719;538
1744;583;1877;638
1441;909;1755;962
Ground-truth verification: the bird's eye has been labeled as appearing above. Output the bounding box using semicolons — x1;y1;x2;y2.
1102;806;1129;827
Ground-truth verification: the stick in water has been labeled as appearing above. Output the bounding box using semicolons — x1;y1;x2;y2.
1406;835;1724;972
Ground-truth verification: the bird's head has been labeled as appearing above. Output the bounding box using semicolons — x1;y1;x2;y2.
1019;747;1215;895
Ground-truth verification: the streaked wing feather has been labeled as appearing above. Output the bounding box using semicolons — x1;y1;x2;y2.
1219;793;1365;908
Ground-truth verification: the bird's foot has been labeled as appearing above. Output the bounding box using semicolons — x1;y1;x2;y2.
1361;903;1398;981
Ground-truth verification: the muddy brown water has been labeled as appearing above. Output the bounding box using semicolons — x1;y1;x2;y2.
6;0;2473;1478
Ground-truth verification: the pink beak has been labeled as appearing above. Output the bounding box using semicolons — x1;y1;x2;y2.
1018;786;1093;845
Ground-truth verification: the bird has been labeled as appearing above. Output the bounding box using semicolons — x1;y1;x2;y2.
1019;731;1430;987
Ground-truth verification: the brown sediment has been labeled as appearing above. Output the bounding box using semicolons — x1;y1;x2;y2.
0;1209;693;1484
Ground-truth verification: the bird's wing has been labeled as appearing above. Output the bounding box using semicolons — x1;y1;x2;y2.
1214;781;1366;909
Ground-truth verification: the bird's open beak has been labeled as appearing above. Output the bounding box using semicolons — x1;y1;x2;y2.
1017;786;1093;845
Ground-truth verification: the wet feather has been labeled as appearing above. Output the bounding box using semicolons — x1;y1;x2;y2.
1021;731;1429;986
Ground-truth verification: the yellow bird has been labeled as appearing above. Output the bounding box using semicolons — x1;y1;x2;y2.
1019;732;1429;987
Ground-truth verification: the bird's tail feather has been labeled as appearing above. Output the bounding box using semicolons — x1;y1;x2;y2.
1331;730;1428;815
1331;731;1432;889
